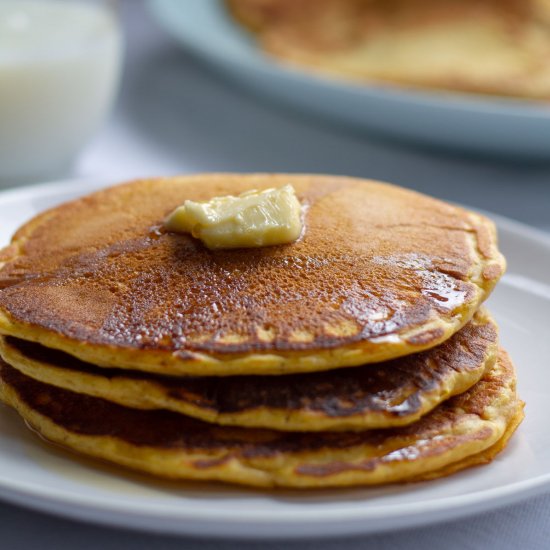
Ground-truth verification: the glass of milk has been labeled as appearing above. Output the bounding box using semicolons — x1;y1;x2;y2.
0;0;122;185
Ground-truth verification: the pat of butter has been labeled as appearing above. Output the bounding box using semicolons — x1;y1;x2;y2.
165;185;303;249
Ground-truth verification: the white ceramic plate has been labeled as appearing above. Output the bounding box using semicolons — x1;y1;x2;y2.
0;180;549;539
149;0;550;158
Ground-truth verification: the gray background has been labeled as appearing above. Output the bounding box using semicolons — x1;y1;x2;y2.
1;2;549;548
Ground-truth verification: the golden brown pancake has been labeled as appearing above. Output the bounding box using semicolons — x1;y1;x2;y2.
228;0;550;100
0;351;523;488
0;174;504;376
0;310;499;431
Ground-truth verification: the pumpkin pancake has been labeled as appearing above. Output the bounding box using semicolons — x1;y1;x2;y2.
0;174;504;376
0;350;523;488
0;310;498;431
227;0;550;100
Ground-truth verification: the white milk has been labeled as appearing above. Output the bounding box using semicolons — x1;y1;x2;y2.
0;0;122;183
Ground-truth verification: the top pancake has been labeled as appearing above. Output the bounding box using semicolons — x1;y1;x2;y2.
227;0;550;100
0;174;504;376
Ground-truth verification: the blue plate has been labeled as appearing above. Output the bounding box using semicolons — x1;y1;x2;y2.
149;0;550;158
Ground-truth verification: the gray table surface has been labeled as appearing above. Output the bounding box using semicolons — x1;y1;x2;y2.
1;2;549;548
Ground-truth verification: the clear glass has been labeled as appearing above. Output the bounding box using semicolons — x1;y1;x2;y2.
0;0;123;186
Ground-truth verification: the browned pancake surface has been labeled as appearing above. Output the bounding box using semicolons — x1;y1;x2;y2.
0;175;503;374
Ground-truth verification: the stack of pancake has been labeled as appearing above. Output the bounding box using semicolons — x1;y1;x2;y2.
0;174;523;488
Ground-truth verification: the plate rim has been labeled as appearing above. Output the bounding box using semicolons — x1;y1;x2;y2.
0;178;548;538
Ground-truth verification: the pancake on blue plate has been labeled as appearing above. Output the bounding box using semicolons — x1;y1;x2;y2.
228;0;550;100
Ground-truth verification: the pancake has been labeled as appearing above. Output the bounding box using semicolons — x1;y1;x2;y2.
0;350;523;488
0;174;504;376
227;0;550;100
0;310;499;431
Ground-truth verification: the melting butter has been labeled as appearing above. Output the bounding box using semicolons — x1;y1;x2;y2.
165;184;303;249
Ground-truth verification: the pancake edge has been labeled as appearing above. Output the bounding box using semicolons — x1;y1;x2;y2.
0;311;499;431
0;351;522;489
